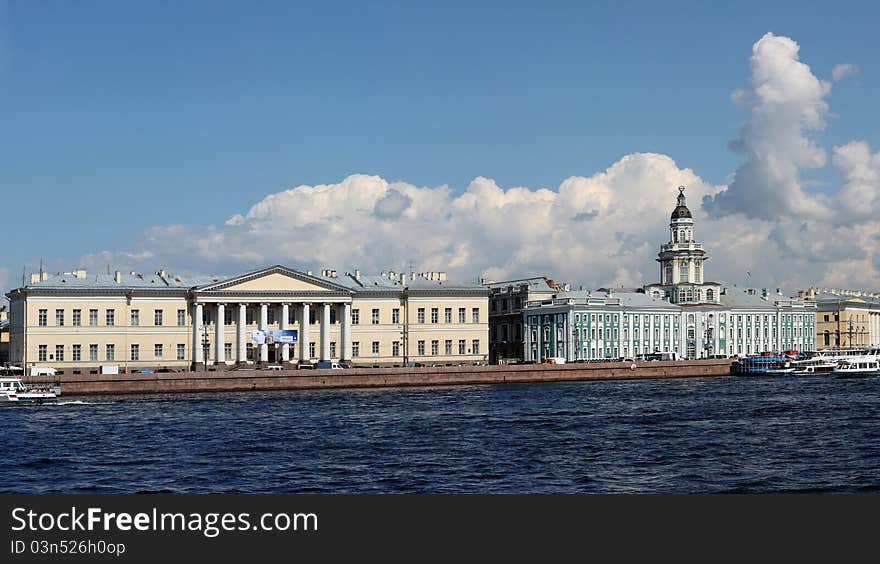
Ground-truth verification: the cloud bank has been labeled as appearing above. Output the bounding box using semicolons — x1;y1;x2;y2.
74;33;879;293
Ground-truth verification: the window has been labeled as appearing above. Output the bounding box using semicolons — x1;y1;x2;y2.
352;309;360;325
224;343;232;361
177;344;186;361
707;289;714;302
246;308;255;325
445;308;452;323
472;340;480;355
472;308;480;323
372;341;380;356
246;343;254;361
372;308;380;324
178;309;186;326
392;341;400;356
73;309;82;326
55;345;64;361
288;307;297;325
55;309;65;326
267;308;276;325
72;344;81;362
459;340;466;354
417;340;425;355
131;309;140;326
445;340;452;355
224;308;233;325
458;308;466;323
309;343;315;359
679;261;689;283
392;308;400;324
130;344;139;361
665;264;673;284
330;308;337;324
418;308;425;324
106;309;115;326
38;345;47;362
431;340;439;355
105;344;115;361
431;308;438;324
38;309;47;326
90;309;98;326
352;342;360;357
90;344;98;362
155;344;164;360
330;342;336;358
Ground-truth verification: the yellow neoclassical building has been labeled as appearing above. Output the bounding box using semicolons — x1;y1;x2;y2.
5;265;489;374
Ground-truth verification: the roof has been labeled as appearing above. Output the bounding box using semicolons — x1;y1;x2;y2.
9;266;485;296
484;277;560;292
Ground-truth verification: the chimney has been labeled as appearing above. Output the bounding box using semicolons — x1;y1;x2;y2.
400;273;407;286
30;273;40;284
114;271;122;284
307;270;312;276
355;270;361;281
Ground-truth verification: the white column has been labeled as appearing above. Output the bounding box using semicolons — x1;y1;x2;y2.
237;303;247;363
193;303;203;365
215;303;225;365
259;303;269;363
341;302;352;361
321;303;331;361
300;303;310;362
281;303;290;362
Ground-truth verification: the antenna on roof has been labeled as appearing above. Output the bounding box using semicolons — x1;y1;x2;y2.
39;258;43;281
22;266;26;287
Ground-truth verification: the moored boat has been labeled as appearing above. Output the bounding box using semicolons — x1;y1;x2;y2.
832;357;880;379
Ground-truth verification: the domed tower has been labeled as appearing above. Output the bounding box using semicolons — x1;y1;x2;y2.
644;186;720;304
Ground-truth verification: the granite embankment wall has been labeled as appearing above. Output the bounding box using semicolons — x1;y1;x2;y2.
24;359;734;396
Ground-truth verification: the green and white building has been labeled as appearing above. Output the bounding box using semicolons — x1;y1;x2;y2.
523;186;816;362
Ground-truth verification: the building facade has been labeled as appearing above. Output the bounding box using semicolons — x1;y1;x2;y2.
484;277;560;364
0;308;9;364
523;186;816;362
800;288;880;349
5;265;489;374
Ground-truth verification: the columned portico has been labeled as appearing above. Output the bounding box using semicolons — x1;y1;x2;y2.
300;303;310;364
320;303;331;361
215;303;225;365
259;303;269;363
237;303;247;363
281;303;291;363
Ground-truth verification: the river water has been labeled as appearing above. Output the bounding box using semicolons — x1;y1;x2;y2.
3;375;879;493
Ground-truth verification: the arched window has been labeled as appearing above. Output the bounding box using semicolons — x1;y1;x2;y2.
679;261;689;283
688;314;695;324
665;264;673;284
694;261;701;283
706;289;714;301
673;230;678;243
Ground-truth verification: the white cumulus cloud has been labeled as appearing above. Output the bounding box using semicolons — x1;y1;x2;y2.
71;32;880;294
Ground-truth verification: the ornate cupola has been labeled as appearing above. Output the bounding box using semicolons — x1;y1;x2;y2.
642;186;720;305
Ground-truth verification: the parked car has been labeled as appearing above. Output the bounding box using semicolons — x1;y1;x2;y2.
315;361;344;370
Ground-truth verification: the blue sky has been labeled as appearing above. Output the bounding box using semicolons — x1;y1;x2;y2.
2;0;879;292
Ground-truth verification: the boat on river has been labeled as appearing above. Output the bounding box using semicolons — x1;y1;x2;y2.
0;378;60;405
832;357;880;379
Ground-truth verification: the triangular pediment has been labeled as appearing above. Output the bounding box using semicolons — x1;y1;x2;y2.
195;266;350;293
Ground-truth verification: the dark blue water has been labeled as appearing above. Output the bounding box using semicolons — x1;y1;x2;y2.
3;376;880;493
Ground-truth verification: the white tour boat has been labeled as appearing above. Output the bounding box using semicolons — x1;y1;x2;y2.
832;357;880;378
0;378;60;405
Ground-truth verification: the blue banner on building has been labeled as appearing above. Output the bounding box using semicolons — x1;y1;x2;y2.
251;329;298;345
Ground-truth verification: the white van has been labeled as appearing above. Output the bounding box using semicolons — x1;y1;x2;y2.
316;362;344;370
